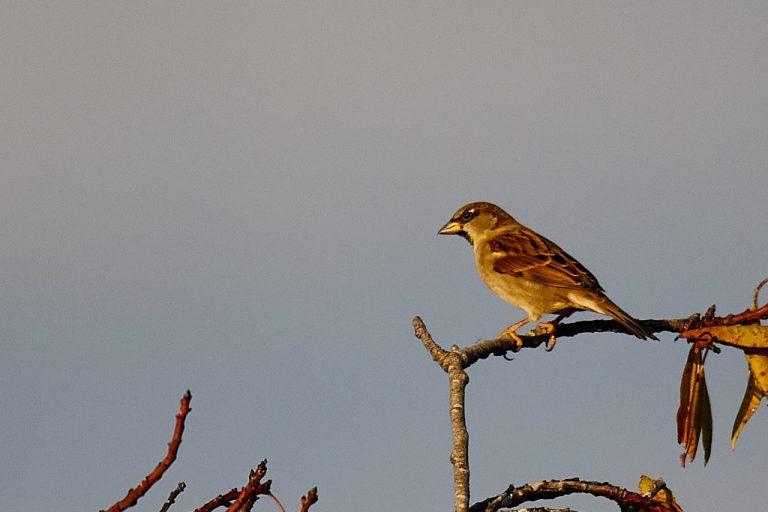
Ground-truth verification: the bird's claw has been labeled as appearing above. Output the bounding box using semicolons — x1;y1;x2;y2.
535;322;559;352
499;327;524;352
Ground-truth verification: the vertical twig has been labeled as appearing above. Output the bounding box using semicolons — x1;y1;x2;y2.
298;487;318;512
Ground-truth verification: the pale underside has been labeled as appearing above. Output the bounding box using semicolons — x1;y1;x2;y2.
472;231;610;321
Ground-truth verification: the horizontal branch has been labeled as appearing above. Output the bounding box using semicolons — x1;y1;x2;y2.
414;301;768;370
509;508;575;512
470;478;682;512
510;508;576;512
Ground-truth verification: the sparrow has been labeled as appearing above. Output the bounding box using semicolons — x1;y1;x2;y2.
438;201;657;349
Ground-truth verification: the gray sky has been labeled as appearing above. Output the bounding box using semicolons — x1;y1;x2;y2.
2;2;767;511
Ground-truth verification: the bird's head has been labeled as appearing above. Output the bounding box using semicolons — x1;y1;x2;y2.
438;202;517;245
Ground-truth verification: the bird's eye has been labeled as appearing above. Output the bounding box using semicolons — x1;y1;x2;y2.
461;210;474;222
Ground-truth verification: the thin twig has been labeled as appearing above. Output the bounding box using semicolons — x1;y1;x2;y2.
194;489;240;512
413;316;452;370
159;482;186;512
267;493;287;512
298;487;318;512
102;390;192;512
752;277;768;309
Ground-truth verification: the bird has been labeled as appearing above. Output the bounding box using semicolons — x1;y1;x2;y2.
438;201;657;350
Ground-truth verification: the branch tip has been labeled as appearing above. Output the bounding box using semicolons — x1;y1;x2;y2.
102;391;193;512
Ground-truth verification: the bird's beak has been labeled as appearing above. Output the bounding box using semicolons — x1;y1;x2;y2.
438;220;462;235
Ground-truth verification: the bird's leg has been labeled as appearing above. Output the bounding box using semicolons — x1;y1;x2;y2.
536;314;566;352
499;318;531;351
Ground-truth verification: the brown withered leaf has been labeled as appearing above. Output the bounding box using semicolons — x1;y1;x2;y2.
700;373;712;464
681;325;768;450
677;344;712;466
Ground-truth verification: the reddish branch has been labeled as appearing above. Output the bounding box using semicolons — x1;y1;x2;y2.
225;460;272;512
198;460;312;512
469;479;682;512
103;390;192;512
102;391;318;512
196;480;316;512
194;489;241;512
298;487;319;512
691;302;768;329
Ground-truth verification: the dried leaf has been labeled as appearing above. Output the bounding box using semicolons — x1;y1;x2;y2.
676;347;696;445
700;373;712;465
677;344;712;465
680;323;768;452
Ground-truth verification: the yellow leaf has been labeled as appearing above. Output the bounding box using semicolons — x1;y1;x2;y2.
731;370;764;449
745;349;768;395
637;475;682;511
680;325;768;349
731;349;768;449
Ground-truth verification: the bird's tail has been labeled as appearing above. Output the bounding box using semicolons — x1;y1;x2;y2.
598;298;658;341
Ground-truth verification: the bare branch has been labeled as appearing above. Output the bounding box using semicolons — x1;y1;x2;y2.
159;482;186;512
102;390;192;512
226;460;271;512
413;316;452;370
413;317;471;512
509;508;577;512
194;489;240;512
298;487;318;512
447;349;470;512
469;479;682;512
415;304;768;368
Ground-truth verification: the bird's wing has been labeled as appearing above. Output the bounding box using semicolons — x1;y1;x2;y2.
489;229;604;291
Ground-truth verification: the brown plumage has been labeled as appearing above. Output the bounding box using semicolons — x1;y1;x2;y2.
438;201;656;347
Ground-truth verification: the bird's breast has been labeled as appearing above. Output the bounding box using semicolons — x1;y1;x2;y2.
474;245;574;319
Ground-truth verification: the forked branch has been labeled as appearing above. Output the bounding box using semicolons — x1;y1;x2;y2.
103;392;318;512
413;291;768;512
